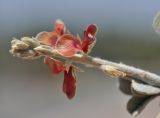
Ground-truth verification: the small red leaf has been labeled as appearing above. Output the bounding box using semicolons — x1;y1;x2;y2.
36;31;59;47
82;24;98;53
44;57;65;74
63;66;76;99
54;19;66;35
55;34;82;57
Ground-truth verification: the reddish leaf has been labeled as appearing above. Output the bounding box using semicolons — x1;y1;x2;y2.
63;66;76;99
36;31;59;47
54;19;66;35
44;57;65;74
82;24;98;53
55;34;82;57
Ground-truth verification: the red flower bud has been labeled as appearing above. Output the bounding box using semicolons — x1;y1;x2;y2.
63;66;77;99
82;24;98;53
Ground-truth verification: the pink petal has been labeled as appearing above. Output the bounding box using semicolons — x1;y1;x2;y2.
82;24;98;53
36;31;59;47
55;34;82;57
54;19;66;35
63;66;76;99
44;57;65;74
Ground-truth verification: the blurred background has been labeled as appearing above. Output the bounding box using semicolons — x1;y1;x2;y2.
1;0;160;118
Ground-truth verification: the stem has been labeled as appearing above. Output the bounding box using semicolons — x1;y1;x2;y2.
10;37;160;88
69;54;160;87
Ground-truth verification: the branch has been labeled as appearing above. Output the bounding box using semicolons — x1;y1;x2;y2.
10;36;160;117
10;37;160;97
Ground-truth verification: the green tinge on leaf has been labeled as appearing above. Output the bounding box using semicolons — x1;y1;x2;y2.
153;11;160;34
